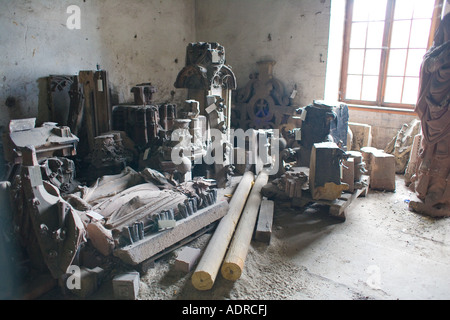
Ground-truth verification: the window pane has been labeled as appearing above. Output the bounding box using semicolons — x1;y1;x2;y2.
409;19;432;48
348;49;365;74
364;49;381;75
384;77;404;103
352;0;370;21
394;0;415;20
346;75;362;100
402;77;420;104
341;0;437;106
405;49;426;77
353;0;387;21
413;0;435;19
390;20;411;48
387;49;407;76
366;21;385;48
368;0;387;21
350;22;367;48
361;76;378;101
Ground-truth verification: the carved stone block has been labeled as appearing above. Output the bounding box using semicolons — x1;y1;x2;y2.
309;142;348;201
371;152;396;191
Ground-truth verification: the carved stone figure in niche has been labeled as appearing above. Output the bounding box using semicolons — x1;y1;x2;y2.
410;13;450;217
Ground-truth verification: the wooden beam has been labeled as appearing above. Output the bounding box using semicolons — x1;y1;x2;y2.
221;171;269;281
93;70;112;135
78;71;96;152
191;171;255;291
254;199;274;244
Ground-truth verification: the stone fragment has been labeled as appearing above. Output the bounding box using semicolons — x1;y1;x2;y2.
112;272;140;300
371;152;396;191
175;247;202;273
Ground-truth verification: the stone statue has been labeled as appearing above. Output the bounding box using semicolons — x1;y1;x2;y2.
410;13;450;217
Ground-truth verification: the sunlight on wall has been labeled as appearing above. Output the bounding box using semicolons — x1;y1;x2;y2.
324;0;346;102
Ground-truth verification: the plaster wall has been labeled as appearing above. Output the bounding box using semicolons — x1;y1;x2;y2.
195;0;331;109
0;0;196;129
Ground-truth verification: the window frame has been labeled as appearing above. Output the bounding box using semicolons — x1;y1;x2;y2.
339;0;444;110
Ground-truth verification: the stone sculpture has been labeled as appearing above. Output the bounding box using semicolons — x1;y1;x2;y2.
410;13;450;217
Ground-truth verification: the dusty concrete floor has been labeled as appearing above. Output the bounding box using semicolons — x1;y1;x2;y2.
42;174;450;300
279;175;450;300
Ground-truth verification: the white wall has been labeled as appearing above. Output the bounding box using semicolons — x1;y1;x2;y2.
324;0;345;102
195;0;331;108
443;0;450;18
0;0;196;129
